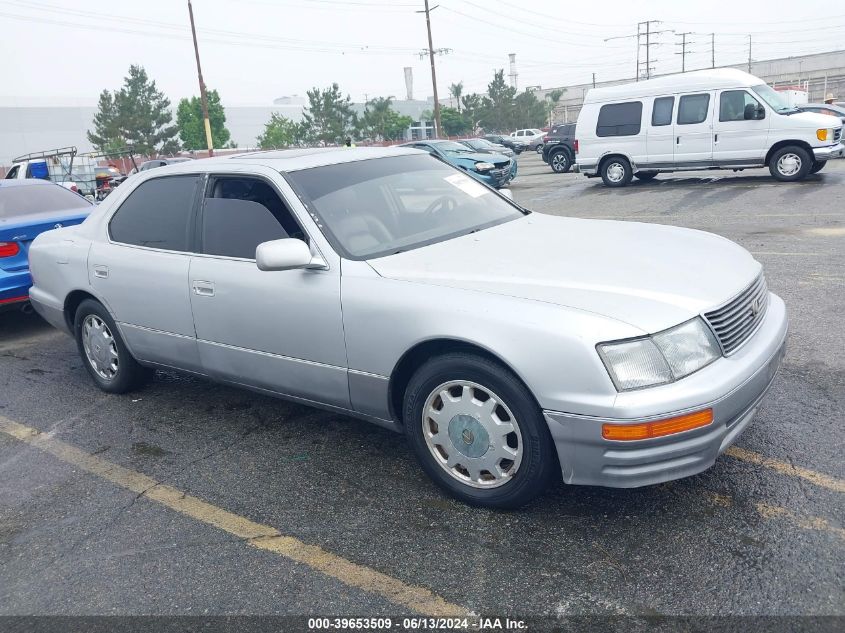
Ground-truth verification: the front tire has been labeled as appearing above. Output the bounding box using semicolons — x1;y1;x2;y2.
74;299;151;393
769;145;812;181
549;150;571;173
403;353;557;509
600;156;633;187
810;160;826;174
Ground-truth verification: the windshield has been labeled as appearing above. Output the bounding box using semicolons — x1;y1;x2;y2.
431;141;473;155
0;184;91;219
286;154;525;260
751;84;797;113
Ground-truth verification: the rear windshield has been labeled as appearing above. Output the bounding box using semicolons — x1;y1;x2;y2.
0;184;91;219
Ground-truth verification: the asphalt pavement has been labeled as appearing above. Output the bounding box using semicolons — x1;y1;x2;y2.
0;153;842;625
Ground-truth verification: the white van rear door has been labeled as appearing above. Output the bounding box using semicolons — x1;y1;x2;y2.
675;91;715;165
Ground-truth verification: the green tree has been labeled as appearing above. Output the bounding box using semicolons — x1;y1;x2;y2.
479;69;517;132
176;89;231;150
449;81;464;112
513;90;547;128
111;65;178;154
460;93;483;131
87;90;124;151
256;113;304;148
439;107;471;136
301;83;357;144
360;96;412;141
546;89;566;125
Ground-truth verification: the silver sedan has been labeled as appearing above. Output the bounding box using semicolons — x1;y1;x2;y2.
28;147;788;508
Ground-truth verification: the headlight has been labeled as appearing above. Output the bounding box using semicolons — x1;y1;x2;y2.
598;318;721;391
475;162;494;172
817;128;830;141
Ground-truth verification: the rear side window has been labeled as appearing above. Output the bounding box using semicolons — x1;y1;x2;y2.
0;183;91;219
109;175;199;251
651;97;674;126
678;94;711;124
596;102;643;137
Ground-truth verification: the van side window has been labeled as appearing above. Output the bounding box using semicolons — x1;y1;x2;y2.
677;94;711;125
719;90;763;122
596;102;643;137
651;97;674;126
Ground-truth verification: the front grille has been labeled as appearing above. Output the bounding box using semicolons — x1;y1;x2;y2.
490;164;510;182
834;127;842;143
704;274;769;355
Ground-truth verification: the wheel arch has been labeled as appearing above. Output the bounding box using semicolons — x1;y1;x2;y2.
387;337;540;428
765;140;815;166
598;152;634;172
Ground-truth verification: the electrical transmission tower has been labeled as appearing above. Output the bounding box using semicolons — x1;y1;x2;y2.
605;20;674;81
675;32;694;72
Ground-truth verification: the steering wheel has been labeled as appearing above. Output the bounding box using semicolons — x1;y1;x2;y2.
424;195;458;218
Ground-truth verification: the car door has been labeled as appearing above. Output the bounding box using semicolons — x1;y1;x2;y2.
89;174;202;372
188;170;349;408
712;89;769;164
646;96;676;166
675;91;715;165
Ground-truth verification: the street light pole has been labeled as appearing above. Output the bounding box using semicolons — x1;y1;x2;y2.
188;0;214;157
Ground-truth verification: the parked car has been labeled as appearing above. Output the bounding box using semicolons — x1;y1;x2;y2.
0;179;92;310
796;103;845;125
541;123;577;173
399;140;516;188
29;148;788;508
136;157;194;172
510;128;546;153
483;134;526;154
456;138;515;157
575;68;844;187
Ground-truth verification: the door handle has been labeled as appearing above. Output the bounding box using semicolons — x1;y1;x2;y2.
92;265;109;279
676;136;680;145
714;134;719;143
192;280;215;297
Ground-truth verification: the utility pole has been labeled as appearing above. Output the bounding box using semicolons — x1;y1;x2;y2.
187;0;213;157
710;33;715;68
420;1;442;138
592;72;596;88
605;20;672;82
747;35;752;73
675;32;694;72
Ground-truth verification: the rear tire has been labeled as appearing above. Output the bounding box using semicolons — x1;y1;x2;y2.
810;160;826;174
535;144;544;154
403;353;557;509
549;150;571;174
74;299;151;394
634;171;658;181
768;145;812;181
600;156;633;187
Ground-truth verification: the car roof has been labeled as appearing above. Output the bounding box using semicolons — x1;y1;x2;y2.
584;68;764;103
151;146;425;174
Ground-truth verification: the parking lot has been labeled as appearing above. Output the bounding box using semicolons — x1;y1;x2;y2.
1;152;843;621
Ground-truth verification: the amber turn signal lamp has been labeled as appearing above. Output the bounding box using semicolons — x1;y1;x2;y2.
602;408;714;441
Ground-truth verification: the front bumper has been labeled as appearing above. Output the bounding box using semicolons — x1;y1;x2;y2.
813;142;844;161
545;293;788;488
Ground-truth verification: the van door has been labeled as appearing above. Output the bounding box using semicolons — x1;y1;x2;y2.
645;96;676;167
712;89;769;165
675;92;714;166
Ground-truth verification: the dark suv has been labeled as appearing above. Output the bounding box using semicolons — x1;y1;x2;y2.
541;123;577;173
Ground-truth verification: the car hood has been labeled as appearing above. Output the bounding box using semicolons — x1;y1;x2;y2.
367;213;761;334
785;111;842;128
451;151;510;164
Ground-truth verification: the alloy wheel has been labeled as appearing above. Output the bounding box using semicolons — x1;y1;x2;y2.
82;315;119;380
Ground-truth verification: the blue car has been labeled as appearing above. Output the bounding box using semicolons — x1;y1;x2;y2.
400;140;517;188
1;180;92;310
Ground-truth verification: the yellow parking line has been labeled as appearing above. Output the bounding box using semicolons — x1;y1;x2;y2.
755;503;845;542
0;416;465;617
725;446;845;494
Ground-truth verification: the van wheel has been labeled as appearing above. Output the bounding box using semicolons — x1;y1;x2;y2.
600;157;632;187
549;150;571;173
634;171;658;181
769;145;812;181
403;353;557;509
810;160;826;174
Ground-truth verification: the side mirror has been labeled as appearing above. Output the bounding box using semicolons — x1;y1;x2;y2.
255;238;325;271
499;188;514;201
745;103;765;120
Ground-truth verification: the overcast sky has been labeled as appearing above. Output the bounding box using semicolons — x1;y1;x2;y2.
1;0;843;107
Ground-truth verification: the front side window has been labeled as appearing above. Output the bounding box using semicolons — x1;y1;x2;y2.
596;102;643;137
719;90;763;122
109;175;199;251
4;165;19;179
651;97;674;126
286;154;525;260
201;176;305;259
677;93;711;125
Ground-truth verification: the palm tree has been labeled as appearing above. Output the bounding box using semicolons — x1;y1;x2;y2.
449;81;464;112
546;89;566;126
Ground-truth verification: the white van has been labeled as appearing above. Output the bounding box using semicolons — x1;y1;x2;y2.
575;68;844;187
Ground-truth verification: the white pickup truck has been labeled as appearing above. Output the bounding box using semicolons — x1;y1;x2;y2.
4;147;96;196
